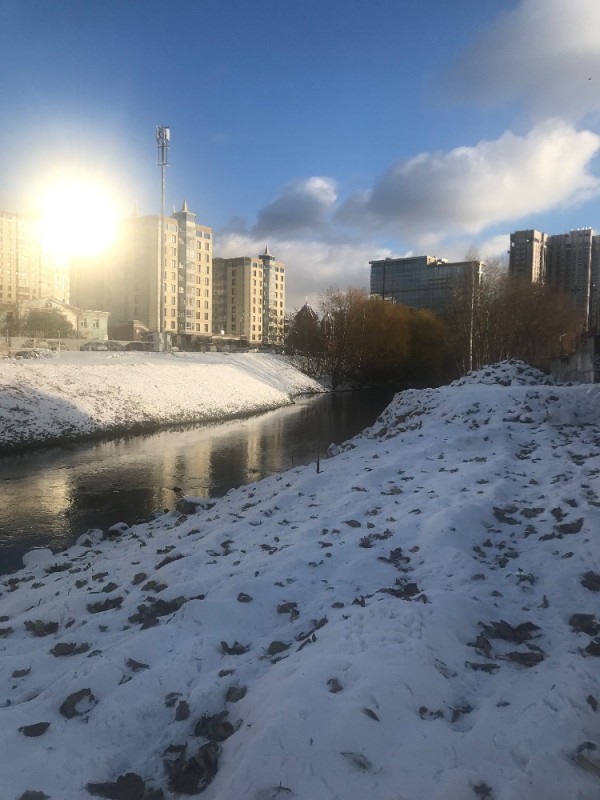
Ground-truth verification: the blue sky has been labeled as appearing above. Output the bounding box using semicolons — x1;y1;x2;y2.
1;0;600;309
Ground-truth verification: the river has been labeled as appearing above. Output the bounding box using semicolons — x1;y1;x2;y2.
0;389;395;574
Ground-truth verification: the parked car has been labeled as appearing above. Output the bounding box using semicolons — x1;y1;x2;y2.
13;348;52;359
125;341;154;351
80;341;109;351
105;340;126;351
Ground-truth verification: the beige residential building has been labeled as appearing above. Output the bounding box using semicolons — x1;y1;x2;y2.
509;227;600;331
212;246;286;346
0;211;68;310
71;201;212;344
509;229;548;283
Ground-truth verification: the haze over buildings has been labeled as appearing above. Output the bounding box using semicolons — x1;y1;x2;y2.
1;200;286;349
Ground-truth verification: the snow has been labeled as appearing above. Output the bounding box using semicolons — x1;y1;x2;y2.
0;351;324;451
1;360;599;800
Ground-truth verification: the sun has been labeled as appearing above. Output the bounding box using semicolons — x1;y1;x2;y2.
39;179;120;262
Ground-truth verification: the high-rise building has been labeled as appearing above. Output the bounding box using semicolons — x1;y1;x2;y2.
369;255;482;317
509;227;600;330
0;211;69;310
71;201;213;344
509;229;547;282
212;247;286;346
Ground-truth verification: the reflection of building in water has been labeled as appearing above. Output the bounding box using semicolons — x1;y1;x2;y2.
8;470;72;547
155;439;214;500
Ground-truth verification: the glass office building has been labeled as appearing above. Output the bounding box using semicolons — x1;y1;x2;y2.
369;255;482;317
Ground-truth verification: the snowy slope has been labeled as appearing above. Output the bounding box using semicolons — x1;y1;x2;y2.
0;352;323;451
0;361;599;800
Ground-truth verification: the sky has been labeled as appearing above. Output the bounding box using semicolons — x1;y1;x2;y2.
1;0;600;310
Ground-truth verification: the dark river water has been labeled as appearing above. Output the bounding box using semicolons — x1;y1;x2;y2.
0;389;394;574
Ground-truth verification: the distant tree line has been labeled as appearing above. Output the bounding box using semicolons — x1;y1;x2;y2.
286;288;448;388
286;271;583;387
446;265;583;376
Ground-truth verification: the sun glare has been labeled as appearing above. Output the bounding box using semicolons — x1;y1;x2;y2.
39;180;119;262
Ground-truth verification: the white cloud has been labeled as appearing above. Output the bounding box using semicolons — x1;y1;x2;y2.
437;0;600;121
337;121;600;237
253;177;338;239
214;231;391;311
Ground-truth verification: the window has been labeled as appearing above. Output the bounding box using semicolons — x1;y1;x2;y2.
205;254;210;262
92;320;99;329
205;277;209;286
204;324;209;332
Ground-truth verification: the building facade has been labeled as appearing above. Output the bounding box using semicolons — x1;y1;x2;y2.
509;227;600;331
212;247;286;346
0;211;69;313
26;297;109;341
509;229;548;283
71;201;213;344
369;255;482;317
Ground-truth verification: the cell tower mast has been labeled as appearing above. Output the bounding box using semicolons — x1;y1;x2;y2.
156;126;170;335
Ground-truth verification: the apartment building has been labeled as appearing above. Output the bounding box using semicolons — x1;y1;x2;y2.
508;229;548;283
509;227;600;330
0;211;68;310
369;255;482;317
212;246;286;346
71;201;212;344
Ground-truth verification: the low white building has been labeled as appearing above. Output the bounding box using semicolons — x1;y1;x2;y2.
26;297;109;341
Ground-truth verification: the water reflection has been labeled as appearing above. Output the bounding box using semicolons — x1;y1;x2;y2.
0;389;394;573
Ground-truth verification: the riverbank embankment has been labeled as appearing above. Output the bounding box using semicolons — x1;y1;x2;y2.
1;362;599;799
0;351;324;454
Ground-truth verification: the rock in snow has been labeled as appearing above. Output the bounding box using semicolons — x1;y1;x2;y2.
0;360;599;799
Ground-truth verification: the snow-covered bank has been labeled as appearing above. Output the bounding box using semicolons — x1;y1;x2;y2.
1;361;599;800
0;352;324;453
